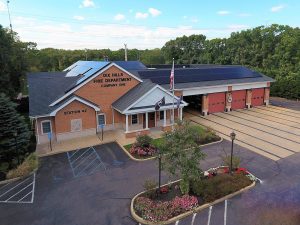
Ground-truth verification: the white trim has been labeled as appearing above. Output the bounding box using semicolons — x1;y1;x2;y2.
41;120;52;135
131;114;139;125
49;96;100;116
122;84;187;114
125;106;185;115
181;81;269;96
35;119;40;144
49;63;143;107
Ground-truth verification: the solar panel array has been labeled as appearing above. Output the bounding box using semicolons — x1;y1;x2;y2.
137;66;262;84
64;61;110;77
113;61;147;70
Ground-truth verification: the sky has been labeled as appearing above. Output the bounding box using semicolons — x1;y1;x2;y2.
0;0;299;50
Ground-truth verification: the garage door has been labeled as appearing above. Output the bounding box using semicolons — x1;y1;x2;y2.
231;90;246;110
208;92;225;113
252;88;264;107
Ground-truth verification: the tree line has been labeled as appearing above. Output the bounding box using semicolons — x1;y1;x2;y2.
0;24;299;99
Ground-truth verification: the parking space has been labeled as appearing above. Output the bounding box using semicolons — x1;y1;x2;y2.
0;173;36;204
67;146;107;178
186;106;300;161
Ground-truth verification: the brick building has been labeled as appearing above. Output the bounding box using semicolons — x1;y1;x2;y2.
28;61;273;144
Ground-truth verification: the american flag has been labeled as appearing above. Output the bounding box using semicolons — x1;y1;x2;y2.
170;59;174;90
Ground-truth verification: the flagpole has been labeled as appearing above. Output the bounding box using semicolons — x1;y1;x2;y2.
172;58;175;131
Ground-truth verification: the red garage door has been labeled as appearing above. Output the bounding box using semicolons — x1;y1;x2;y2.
252;88;265;107
231;90;246;110
208;92;225;113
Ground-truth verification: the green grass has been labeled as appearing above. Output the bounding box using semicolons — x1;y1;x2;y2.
123;137;165;151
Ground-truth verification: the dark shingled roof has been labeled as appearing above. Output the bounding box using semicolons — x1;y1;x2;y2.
28;62;274;117
112;79;156;112
27;72;79;116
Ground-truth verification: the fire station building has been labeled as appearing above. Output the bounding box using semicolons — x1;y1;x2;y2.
28;61;273;144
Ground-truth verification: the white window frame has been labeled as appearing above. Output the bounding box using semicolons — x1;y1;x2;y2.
97;113;106;126
41;120;52;135
131;114;138;125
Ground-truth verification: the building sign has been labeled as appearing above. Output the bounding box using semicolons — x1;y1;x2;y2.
64;109;87;115
93;72;132;88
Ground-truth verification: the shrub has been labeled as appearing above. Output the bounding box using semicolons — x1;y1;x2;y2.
6;153;38;179
136;134;153;148
143;179;157;198
222;155;241;169
190;173;252;203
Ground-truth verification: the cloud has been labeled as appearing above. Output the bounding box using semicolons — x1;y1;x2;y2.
73;15;85;21
148;8;161;17
270;4;286;12
135;12;148;19
11;15;254;50
238;13;251;17
80;0;95;8
114;14;125;21
217;10;230;15
0;0;7;12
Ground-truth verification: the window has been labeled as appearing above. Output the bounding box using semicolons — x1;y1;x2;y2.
131;114;138;125
98;114;106;125
159;111;164;120
41;121;51;134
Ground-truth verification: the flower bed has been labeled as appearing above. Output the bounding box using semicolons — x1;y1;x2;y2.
129;143;157;158
132;167;256;224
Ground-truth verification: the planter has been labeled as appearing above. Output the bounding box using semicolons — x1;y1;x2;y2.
131;167;256;224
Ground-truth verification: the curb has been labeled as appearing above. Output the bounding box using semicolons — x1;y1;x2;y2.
0;169;37;185
118;137;223;162
130;179;255;225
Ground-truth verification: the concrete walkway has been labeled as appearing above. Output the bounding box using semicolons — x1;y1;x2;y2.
36;128;165;156
186;105;300;161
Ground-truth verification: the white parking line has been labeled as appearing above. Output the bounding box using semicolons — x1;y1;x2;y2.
31;172;36;203
224;200;227;225
175;220;179;225
0;173;36;204
5;182;33;202
191;213;197;225
207;206;213;225
0;176;31;198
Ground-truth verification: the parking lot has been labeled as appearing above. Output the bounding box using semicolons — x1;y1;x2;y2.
187;105;300;161
0;126;300;224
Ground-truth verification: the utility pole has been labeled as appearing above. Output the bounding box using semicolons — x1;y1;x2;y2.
6;0;13;35
124;43;128;61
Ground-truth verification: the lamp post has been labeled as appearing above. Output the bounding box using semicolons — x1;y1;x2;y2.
13;131;20;165
158;150;162;194
230;131;236;174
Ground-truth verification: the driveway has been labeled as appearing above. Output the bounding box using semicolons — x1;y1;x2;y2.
187;105;300;161
0;140;300;224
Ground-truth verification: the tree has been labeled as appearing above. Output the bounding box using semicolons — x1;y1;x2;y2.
0;25;33;97
0;93;30;168
159;120;206;194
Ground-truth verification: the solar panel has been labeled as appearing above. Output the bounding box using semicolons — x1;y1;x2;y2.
113;61;147;70
65;61;110;77
137;66;262;84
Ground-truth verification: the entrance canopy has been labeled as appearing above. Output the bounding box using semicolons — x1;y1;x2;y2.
112;80;187;114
